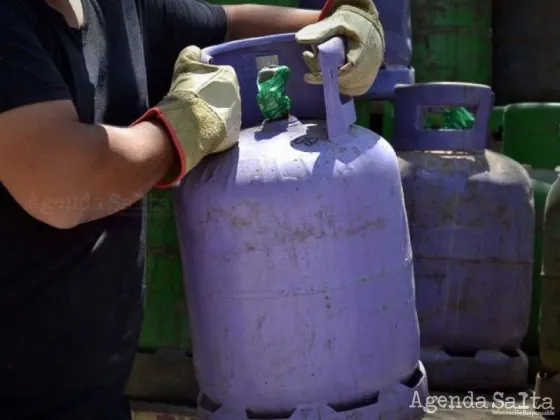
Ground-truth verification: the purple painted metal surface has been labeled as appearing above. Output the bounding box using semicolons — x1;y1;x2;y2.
202;33;346;129
368;65;415;99
394;82;534;351
296;0;415;99
393;82;492;152
316;38;356;138
201;33;412;108
300;0;412;67
174;36;424;418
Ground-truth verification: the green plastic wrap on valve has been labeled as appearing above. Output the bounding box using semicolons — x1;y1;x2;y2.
442;106;475;129
425;106;475;130
257;65;292;120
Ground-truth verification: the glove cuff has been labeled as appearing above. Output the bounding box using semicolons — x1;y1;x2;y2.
131;107;187;189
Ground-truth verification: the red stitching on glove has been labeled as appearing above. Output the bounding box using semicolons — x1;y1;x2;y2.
319;0;335;20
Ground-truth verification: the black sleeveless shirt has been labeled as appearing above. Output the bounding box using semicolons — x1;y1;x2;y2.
0;1;225;418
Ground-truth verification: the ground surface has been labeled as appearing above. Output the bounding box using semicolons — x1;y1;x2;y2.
423;392;548;419
130;391;551;419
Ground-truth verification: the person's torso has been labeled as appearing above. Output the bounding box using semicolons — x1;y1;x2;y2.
0;0;150;416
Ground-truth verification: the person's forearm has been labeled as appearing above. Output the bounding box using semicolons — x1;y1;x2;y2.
224;5;320;41
35;120;174;228
0;100;175;229
74;121;175;224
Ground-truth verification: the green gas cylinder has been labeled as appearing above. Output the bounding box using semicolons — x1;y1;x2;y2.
521;168;558;357
536;174;560;412
128;190;196;405
355;99;372;129
142;190;191;352
382;101;394;141
411;0;491;84
502;104;560;358
488;106;505;153
503;104;560;170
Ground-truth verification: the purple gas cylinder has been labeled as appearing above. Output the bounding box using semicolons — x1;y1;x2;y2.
173;34;428;420
298;0;414;98
393;82;534;391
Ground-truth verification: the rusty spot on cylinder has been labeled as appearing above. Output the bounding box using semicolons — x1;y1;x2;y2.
231;216;251;227
346;218;387;236
256;313;266;333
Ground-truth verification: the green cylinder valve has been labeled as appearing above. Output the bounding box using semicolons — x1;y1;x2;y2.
256;65;291;121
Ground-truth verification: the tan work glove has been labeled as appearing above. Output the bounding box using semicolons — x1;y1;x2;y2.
134;46;241;188
295;0;385;97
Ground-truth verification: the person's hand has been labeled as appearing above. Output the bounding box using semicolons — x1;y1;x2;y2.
134;45;241;188
295;0;385;97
